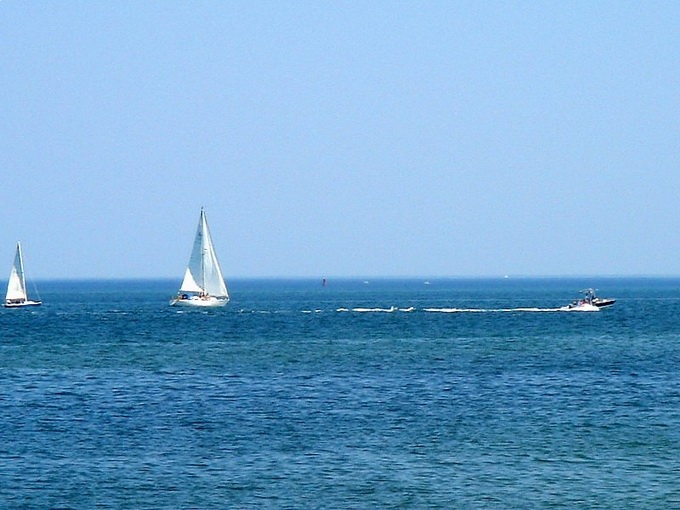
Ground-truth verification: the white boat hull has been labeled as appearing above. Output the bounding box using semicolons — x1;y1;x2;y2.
563;303;599;312
170;296;229;307
4;300;42;308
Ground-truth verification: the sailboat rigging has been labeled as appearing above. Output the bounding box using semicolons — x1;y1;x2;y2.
170;208;229;307
5;242;41;308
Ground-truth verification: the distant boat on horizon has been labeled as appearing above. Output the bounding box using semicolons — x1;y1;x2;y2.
170;208;229;307
5;242;41;308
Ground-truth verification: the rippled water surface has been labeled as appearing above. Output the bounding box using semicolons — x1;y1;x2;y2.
1;278;680;508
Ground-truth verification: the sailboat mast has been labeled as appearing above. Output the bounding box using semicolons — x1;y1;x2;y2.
200;208;206;292
17;242;26;297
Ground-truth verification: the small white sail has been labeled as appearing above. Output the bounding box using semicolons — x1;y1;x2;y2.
6;265;26;302
171;208;229;307
5;242;41;308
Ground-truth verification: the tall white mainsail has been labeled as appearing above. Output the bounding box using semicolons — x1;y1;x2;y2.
173;208;229;306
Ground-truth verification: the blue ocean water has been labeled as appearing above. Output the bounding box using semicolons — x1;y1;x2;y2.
1;277;680;508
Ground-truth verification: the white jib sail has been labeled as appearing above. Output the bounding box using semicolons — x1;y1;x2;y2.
6;243;27;302
179;209;229;298
179;267;203;293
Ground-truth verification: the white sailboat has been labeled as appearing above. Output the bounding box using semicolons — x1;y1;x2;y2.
170;208;229;307
5;242;41;308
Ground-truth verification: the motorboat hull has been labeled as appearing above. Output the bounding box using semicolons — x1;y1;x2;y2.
565;303;600;312
593;298;616;308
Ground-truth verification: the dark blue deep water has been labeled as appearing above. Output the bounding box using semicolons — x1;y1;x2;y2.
2;278;680;508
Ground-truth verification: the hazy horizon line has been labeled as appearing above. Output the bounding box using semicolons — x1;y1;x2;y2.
19;274;680;282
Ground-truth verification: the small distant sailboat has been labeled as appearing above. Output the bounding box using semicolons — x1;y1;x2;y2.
170;208;229;307
5;242;41;308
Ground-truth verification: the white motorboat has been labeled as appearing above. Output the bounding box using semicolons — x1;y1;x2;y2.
565;288;615;311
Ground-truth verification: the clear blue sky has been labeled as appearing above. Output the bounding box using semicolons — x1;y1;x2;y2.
1;1;679;279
